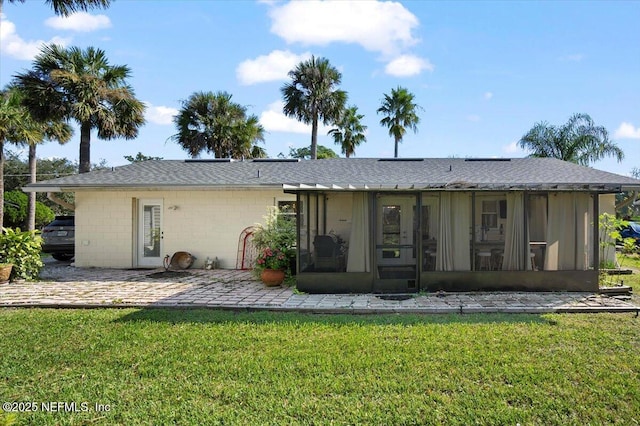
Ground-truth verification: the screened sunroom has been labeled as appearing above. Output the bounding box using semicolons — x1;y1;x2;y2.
289;188;600;293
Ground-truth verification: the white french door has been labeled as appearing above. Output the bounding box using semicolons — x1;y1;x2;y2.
137;199;163;267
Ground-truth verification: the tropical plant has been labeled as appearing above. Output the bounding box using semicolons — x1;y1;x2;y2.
0;227;44;280
252;208;296;274
281;56;347;160
13;44;146;173
171;91;265;159
3;0;111;16
288;145;338;159
377;86;421;158
518;113;624;166
599;213;623;269
0;89;41;229
328;105;367;158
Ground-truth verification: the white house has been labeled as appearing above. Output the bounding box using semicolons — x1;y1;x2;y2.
25;157;640;293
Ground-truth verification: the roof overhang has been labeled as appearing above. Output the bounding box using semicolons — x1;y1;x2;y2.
22;183;284;193
282;183;633;192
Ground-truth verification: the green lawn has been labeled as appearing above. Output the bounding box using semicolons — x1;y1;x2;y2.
1;309;638;425
606;253;640;305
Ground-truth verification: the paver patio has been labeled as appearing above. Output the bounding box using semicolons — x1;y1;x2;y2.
0;263;638;314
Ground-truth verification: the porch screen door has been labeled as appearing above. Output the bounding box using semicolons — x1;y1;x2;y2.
377;196;416;267
137;199;163;267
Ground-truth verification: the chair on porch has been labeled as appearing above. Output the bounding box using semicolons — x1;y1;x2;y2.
313;235;345;271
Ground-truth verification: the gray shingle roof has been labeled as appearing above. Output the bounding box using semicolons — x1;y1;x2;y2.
23;158;640;192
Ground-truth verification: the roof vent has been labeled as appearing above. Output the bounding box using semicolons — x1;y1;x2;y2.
184;159;234;163
464;158;511;162
252;158;300;163
378;158;424;162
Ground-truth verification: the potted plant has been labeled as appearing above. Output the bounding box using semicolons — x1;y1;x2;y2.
252;208;296;286
0;263;13;284
255;247;290;286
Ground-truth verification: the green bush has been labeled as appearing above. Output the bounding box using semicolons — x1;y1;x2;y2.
252;207;296;275
3;190;55;229
0;227;44;281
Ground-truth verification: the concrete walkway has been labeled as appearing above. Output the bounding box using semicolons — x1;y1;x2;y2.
0;263;638;314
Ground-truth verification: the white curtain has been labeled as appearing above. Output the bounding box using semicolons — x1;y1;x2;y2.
545;193;590;270
527;195;547;243
502;193;531;270
575;193;590;270
347;192;370;272
436;192;471;271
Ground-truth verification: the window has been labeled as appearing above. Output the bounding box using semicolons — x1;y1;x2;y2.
277;200;301;224
481;200;498;229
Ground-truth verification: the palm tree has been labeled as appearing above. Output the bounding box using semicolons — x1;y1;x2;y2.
518;113;624;166
14;44;145;173
281;56;347;160
0;87;72;230
377;86;421;158
171;91;265;159
0;89;40;229
2;0;111;16
26;119;72;230
328;105;367;158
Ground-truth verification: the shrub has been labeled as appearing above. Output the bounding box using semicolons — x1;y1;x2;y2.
3;190;55;229
0;227;44;281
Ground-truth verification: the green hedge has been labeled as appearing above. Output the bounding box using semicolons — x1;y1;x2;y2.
0;228;44;281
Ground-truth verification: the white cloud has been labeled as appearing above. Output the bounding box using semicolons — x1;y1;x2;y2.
45;12;111;32
502;142;522;154
384;54;433;77
144;102;178;125
0;15;69;60
484;92;493;100
260;101;330;134
236;50;311;85
466;114;480;123
269;1;419;57
614;122;640;139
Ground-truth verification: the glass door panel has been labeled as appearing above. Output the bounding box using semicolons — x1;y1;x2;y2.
138;199;163;267
377;196;416;266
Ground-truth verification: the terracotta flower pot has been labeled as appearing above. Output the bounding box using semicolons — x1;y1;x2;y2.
0;264;13;283
260;269;285;286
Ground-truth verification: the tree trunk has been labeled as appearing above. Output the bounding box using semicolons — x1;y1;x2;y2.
394;135;399;158
79;122;91;173
27;144;37;231
311;114;318;160
0;140;4;230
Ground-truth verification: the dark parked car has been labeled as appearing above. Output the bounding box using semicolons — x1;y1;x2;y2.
42;215;75;261
620;221;640;247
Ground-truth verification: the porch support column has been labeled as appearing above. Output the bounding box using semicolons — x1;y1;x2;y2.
593;193;599;271
523;191;529;269
471;192;476;271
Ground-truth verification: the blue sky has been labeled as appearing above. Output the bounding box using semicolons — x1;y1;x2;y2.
1;0;638;176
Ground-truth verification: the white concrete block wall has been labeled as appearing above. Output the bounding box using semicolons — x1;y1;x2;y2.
74;189;294;269
75;191;135;268
325;193;353;243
